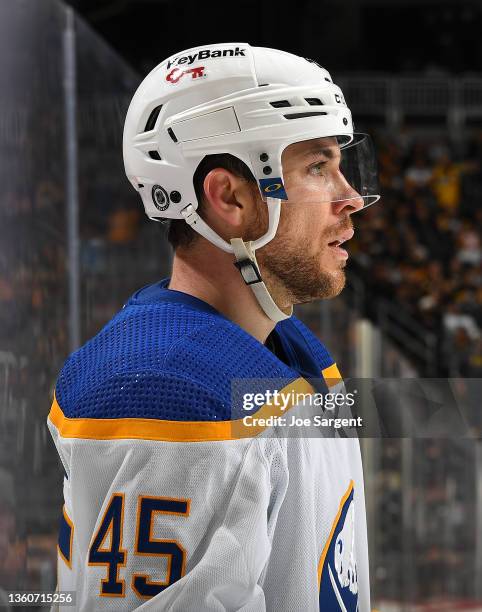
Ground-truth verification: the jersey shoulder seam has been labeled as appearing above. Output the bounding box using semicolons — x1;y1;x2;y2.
56;367;227;414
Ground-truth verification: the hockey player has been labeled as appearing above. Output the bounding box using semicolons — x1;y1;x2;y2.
47;43;380;611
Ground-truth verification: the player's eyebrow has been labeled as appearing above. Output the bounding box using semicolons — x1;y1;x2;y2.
302;146;340;161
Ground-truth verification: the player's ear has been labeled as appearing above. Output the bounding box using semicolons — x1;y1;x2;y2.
202;168;255;230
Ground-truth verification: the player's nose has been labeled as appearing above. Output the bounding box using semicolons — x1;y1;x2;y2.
330;170;365;215
331;192;364;216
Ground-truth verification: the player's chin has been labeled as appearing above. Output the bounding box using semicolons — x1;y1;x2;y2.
329;270;346;297
316;264;346;299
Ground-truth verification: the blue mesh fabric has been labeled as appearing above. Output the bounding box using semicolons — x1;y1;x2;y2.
70;372;231;421
163;324;296;400
56;301;300;422
278;317;335;372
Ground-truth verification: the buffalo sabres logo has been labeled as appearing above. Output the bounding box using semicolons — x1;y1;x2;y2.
319;481;358;611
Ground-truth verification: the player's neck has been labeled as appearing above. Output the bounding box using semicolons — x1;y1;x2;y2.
168;246;278;345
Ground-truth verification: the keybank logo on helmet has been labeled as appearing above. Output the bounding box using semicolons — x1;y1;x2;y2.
166;47;247;70
166;66;206;84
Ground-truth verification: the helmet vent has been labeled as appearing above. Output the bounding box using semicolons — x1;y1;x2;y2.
148;150;162;160
167;127;178;143
270;100;291;108
305;97;323;106
144;105;163;132
284;111;327;120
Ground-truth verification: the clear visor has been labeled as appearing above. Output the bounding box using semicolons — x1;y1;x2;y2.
276;133;380;209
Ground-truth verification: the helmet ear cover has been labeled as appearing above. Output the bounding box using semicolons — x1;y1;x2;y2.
167;153;257;249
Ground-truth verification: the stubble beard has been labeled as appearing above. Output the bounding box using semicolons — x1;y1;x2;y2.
245;204;347;307
257;242;346;306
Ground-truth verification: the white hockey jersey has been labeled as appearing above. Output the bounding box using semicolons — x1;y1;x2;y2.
47;277;370;611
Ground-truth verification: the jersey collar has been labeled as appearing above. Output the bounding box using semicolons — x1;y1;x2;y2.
127;277;228;319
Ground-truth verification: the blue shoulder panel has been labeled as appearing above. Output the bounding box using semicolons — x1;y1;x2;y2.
55;279;337;422
56;287;299;422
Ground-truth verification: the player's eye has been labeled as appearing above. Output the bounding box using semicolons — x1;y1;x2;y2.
308;161;327;176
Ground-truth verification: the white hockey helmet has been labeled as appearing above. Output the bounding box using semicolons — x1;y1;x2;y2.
123;42;380;322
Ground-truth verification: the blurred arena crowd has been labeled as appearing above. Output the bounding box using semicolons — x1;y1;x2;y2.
351;130;481;377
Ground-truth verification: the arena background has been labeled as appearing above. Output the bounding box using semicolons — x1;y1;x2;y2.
0;0;481;609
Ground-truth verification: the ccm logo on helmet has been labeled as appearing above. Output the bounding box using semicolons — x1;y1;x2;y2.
166;47;246;69
166;66;206;84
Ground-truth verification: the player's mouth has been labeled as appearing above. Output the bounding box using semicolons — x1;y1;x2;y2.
327;229;354;260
